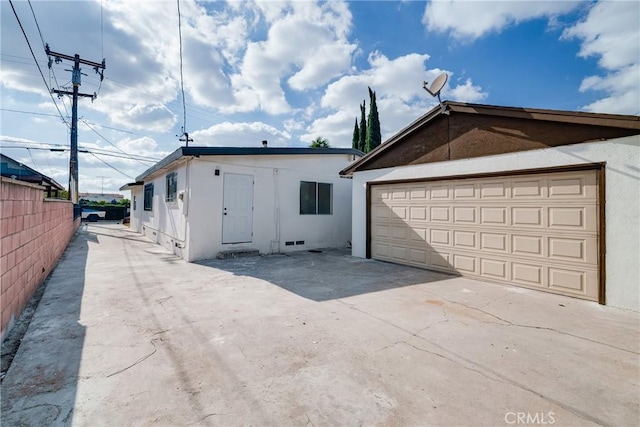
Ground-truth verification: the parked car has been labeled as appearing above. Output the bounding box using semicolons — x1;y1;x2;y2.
82;208;106;222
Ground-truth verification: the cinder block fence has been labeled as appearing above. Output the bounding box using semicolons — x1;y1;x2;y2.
1;177;80;340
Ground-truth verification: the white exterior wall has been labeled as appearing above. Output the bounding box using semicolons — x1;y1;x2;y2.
351;136;640;311
187;154;354;261
129;187;143;233
139;161;189;259
135;153;357;263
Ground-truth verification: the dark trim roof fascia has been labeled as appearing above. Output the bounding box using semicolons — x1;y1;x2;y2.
119;181;144;191
135;147;364;182
340;101;640;176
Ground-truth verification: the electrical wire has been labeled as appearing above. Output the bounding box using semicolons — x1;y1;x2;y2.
26;147;41;170
88;152;134;179
0;140;162;163
27;0;45;49
8;0;69;128
100;0;104;59
80;119;153;166
0;109;136;135
27;0;71;119
176;0;187;136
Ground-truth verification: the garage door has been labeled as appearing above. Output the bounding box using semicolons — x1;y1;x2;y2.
370;169;600;301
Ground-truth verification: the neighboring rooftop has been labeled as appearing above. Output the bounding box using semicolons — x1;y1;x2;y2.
1;153;65;193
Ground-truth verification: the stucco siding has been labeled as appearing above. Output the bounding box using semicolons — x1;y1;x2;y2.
134;153;357;263
139;162;189;258
187;154;354;261
351;136;640;311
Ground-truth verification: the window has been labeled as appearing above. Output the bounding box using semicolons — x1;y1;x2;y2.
144;183;153;211
300;181;332;215
133;195;137;211
166;172;177;202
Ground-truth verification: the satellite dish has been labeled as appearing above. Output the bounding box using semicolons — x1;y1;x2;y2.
422;72;449;113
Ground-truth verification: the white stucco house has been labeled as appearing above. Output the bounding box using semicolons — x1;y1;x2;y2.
340;102;640;311
121;146;362;262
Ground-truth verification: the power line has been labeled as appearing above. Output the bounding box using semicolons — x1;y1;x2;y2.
26;0;71;119
176;0;189;144
80;119;153;166
26;147;41;170
0;139;162;162
2;144;158;165
8;0;69;128
27;0;45;49
0;108;60;118
100;0;104;59
88;152;134;179
0;108;138;135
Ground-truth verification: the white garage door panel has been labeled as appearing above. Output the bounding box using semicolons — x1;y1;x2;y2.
370;170;600;301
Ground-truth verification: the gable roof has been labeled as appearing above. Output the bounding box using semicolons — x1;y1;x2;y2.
135;146;364;182
340;101;640;176
1;153;65;190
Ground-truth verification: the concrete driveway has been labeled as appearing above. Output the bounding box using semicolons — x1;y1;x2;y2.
1;223;638;426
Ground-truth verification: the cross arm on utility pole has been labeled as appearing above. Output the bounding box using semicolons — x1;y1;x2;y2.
45;44;105;70
45;44;106;206
52;89;96;99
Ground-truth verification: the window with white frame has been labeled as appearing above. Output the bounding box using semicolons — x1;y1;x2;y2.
300;181;332;215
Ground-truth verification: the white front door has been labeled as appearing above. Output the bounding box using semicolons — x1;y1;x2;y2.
222;173;253;244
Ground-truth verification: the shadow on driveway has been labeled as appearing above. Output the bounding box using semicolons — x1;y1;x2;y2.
1;230;89;425
195;248;457;302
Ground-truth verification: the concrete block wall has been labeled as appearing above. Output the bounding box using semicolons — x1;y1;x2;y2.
0;178;80;340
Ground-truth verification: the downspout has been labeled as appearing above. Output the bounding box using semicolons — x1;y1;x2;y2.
182;157;191;257
273;168;281;254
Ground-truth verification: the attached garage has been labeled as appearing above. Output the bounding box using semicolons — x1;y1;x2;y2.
342;102;640;311
369;167;601;301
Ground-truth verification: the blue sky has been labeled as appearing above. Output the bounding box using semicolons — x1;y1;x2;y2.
1;0;638;194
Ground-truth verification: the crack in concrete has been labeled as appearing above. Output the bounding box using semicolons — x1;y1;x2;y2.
189;412;228;425
106;339;160;378
305;412;316;427
340;301;612;427
443;299;638;355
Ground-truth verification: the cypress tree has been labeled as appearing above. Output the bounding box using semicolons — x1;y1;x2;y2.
352;119;359;150
366;87;381;153
359;100;367;152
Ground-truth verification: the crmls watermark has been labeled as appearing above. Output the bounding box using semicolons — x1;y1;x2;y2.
504;412;556;425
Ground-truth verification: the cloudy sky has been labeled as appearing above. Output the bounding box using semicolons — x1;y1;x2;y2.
1;0;638;195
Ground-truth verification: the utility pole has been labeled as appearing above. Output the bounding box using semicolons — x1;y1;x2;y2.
97;175;108;195
47;44;105;205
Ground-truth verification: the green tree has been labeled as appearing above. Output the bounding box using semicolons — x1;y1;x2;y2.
366;86;381;153
352;119;359;150
358;101;367;152
310;136;330;148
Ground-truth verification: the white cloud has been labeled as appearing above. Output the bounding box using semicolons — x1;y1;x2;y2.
423;0;579;40
305;52;487;147
448;78;487;103
109;103;177;133
190;121;291;147
228;0;356;114
562;1;640;114
116;136;169;160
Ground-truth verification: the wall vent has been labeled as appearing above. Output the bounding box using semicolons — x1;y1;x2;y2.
295;240;305;245
285;241;295;246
